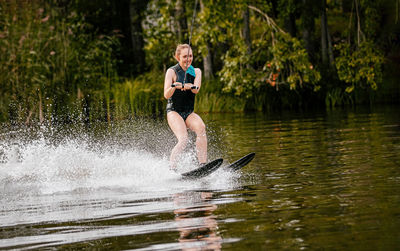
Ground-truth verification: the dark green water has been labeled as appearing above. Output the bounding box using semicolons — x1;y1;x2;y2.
1;106;399;250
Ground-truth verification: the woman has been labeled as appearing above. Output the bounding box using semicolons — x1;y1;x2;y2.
164;44;207;170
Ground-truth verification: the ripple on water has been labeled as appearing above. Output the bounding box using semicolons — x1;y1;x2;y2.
1;107;400;249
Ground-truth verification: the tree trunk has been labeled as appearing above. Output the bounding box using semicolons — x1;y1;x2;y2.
242;7;252;55
326;23;335;68
321;0;335;70
242;6;252;70
284;12;297;37
302;0;315;61
129;0;147;74
203;42;213;79
175;0;188;43
320;0;328;65
200;0;213;79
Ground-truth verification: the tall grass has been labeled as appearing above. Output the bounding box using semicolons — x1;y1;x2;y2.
195;79;246;113
0;0;120;124
325;88;354;108
110;73;165;119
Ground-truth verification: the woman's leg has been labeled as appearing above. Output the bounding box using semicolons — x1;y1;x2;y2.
185;113;207;164
167;111;188;169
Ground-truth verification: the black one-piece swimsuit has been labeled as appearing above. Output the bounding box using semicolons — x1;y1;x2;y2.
166;64;196;121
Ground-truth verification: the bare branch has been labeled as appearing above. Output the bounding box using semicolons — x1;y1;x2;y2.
248;5;287;34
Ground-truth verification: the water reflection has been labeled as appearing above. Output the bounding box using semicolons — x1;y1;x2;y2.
174;192;221;250
1;106;400;249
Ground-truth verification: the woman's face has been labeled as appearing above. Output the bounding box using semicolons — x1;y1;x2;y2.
177;48;193;68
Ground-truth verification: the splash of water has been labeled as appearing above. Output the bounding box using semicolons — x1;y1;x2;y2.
0;120;240;198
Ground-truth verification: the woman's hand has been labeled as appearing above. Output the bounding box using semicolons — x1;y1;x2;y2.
172;82;184;90
183;83;194;91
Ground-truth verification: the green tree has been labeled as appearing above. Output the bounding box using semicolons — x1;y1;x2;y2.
216;3;321;97
334;0;385;95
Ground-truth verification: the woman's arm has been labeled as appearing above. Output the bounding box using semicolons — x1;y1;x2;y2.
191;68;202;94
164;69;183;99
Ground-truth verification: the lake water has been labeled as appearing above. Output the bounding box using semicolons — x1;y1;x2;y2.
1;106;399;250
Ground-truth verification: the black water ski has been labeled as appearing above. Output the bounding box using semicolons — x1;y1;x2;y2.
226;152;255;171
181;158;223;179
180;153;254;179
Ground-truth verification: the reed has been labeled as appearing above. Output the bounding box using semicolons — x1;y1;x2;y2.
325;88;354;108
97;72;166;120
0;0;120;124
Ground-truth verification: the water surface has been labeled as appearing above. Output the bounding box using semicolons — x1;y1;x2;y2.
1;106;399;250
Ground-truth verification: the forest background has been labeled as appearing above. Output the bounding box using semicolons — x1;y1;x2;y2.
0;0;399;124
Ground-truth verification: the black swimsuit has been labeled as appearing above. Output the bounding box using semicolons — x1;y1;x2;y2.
166;64;196;121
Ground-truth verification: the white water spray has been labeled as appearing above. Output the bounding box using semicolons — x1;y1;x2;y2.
0;121;239;198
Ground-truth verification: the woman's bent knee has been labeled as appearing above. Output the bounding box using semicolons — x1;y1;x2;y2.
177;134;188;145
195;122;206;136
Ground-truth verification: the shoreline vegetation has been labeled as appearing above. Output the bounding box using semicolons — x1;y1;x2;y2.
1;0;399;124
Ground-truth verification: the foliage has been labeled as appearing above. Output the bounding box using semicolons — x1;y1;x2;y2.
335;41;384;93
217;4;321;98
0;0;120;123
143;0;184;71
0;0;399;123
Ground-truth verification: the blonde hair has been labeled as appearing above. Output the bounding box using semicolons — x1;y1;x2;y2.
175;44;192;60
